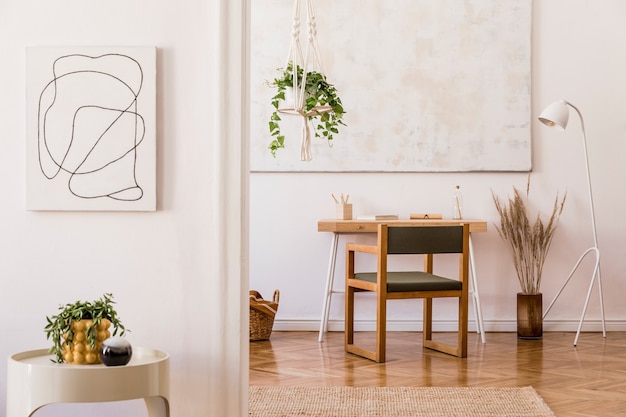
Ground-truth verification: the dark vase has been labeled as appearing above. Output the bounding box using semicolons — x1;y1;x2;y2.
100;337;133;366
517;293;543;339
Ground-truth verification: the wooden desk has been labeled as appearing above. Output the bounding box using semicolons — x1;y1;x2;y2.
317;218;488;343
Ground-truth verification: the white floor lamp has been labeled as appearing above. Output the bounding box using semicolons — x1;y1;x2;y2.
537;99;606;346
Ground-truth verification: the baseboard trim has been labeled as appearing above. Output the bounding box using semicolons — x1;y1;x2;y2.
272;319;625;333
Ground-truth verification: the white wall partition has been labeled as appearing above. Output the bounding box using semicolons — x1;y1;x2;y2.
0;0;249;415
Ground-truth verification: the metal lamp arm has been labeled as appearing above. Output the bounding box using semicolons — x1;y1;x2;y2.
565;101;599;250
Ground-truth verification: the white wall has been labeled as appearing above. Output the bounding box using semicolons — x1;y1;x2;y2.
250;1;626;333
0;0;248;416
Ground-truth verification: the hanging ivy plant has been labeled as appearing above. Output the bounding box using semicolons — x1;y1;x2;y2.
267;62;346;157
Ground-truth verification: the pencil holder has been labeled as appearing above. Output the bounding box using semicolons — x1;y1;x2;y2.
336;203;352;220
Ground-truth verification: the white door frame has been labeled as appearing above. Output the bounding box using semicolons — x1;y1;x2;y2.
214;0;250;415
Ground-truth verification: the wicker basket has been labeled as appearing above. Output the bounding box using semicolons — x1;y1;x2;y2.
250;290;279;341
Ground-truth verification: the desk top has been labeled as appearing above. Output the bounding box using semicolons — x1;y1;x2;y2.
318;218;488;233
10;347;168;368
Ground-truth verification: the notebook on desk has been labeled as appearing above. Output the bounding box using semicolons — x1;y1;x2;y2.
355;214;399;220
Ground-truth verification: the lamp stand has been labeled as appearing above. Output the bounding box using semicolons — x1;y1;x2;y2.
541;101;606;346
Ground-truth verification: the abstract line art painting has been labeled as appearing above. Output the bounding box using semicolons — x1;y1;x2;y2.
26;46;156;211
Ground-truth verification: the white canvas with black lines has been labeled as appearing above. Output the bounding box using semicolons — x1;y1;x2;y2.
26;46;156;211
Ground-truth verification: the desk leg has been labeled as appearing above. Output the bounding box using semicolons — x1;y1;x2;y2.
319;232;339;342
469;236;486;343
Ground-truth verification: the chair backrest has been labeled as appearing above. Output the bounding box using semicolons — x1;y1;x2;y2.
385;225;466;254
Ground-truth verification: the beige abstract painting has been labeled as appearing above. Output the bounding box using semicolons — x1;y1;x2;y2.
250;0;531;172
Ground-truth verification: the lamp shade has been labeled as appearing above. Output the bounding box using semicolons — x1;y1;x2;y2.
538;99;570;130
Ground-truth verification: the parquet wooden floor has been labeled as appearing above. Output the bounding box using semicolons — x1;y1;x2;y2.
250;331;626;417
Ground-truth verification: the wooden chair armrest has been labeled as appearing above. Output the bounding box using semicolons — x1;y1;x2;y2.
346;242;378;254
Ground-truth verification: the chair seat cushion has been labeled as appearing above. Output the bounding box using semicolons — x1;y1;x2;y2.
354;271;462;292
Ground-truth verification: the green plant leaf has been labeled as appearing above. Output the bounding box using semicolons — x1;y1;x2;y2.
44;293;129;363
266;62;346;157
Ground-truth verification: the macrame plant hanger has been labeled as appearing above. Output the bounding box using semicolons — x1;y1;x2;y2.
279;0;331;161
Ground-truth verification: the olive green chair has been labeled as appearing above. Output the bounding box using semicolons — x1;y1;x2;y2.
345;223;470;363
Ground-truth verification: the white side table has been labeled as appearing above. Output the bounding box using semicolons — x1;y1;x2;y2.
7;347;169;417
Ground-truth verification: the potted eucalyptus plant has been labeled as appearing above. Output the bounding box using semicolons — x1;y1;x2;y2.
44;293;128;364
267;62;345;157
492;178;566;339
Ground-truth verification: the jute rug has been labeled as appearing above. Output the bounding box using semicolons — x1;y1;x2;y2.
249;386;555;417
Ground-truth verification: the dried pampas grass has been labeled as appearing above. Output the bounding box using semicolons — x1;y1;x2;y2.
492;179;566;295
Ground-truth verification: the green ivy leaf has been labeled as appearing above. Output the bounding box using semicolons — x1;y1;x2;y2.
266;62;346;157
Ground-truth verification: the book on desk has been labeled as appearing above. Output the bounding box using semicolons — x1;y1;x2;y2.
354;213;445;221
355;214;399;220
409;213;443;219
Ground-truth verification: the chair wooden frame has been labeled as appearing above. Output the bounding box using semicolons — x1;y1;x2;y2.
345;223;470;363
